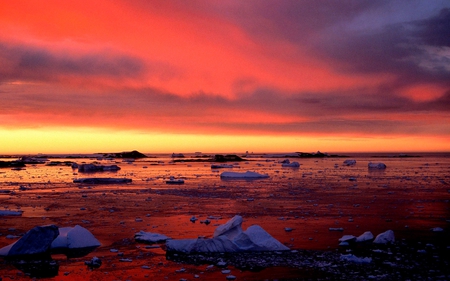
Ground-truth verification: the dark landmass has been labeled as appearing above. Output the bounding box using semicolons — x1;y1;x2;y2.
0;161;26;168
371;154;421;158
295;151;348;158
73;178;132;184
99;150;148;158
173;154;246;163
45;161;74;166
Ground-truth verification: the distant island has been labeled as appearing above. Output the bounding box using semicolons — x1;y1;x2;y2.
97;150;148;158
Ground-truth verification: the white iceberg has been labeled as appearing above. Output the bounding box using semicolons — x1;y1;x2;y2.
356;231;374;242
220;171;269;179
135;231;171;243
368;162;387;169
373;230;395;244
338;235;356;243
166;215;289;253
51;225;101;252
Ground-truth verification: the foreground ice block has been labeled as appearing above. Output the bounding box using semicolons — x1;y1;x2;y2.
0;225;59;257
51;225;100;250
166;215;289;253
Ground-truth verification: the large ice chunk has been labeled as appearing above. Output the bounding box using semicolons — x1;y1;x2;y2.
166;215;289;253
0;225;59;257
373;230;395;244
51;225;100;250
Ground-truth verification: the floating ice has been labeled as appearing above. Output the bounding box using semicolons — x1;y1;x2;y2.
135;231;171;243
166;176;185;184
340;254;372;264
431;227;444;232
338;235;356;243
368;162;387;169
282;161;300;168
166;215;289;253
343;159;356;166
373;230;395;244
220;171;269;179
51;225;101;252
356;231;374;242
77;164;121;172
211;164;233;169
0;225;59;257
0;210;23;216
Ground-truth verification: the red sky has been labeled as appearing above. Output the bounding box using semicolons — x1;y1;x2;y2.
1;1;449;154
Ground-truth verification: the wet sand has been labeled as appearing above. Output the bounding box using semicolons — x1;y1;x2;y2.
1;154;449;280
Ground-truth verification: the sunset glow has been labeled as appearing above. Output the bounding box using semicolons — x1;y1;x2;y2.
1;1;449;154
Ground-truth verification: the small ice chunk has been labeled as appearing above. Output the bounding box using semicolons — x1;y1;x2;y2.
282;162;300;168
134;231;171;244
343;159;356;166
431;227;444;232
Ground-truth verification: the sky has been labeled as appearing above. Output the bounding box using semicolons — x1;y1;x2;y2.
1;0;449;154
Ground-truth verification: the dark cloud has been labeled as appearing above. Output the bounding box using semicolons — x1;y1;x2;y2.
0;42;145;83
414;8;450;47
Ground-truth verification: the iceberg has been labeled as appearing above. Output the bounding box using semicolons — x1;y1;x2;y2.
373;230;395;244
0;225;59;257
51;225;100;256
368;162;387;169
356;231;374;242
220;171;269;179
166;215;289;253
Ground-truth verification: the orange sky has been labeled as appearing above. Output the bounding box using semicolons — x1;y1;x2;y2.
0;1;449;154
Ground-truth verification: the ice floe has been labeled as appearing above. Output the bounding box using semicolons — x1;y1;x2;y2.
0;210;23;216
373;230;395;244
356;231;374;242
166;215;289;253
211;164;234;169
135;231;171;243
77;164;121;172
343;159;356;166
281;160;300;168
340;254;372;264
368;162;387;169
166;176;185;184
220;171;269;179
0;225;59;257
51;225;101;254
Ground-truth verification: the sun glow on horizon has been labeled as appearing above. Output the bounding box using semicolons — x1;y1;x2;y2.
0;127;448;155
